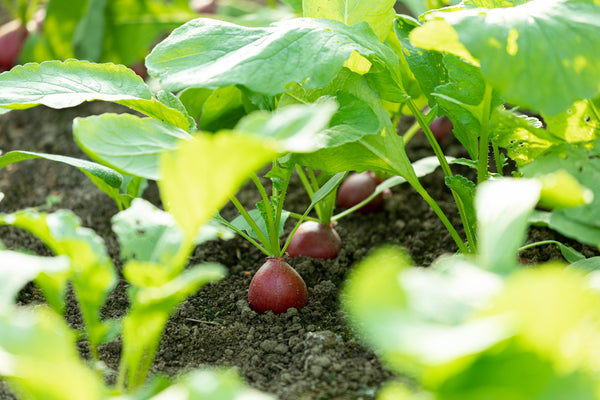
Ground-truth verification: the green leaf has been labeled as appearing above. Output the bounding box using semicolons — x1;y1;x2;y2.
101;0;197;66
543;97;600;142
195;86;246;131
0;251;69;311
122;263;226;389
146;18;404;98
475;178;541;274
111;199;185;268
0;209;117;348
73;113;194;180
151;369;275;400
159;132;279;240
433;55;503;159
302;0;396;41
410;0;600;116
520;140;600;247
491;107;556;167
445;175;476;241
342;248;507;375
0;60;193;131
235;100;339;152
0;150;122;188
393;16;447;107
0;308;106;400
72;0;107;62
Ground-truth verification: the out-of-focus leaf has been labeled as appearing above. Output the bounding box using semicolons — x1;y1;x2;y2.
0;308;106;400
302;0;396;41
475;178;541;274
0;251;69;311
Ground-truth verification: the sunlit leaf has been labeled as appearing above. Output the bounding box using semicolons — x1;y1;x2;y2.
146;18;403;98
302;0;396;41
122;263;225;388
475;178;541;274
0;308;106;400
0;251;69;311
159;132;279;240
0;60;193;130
410;0;600;116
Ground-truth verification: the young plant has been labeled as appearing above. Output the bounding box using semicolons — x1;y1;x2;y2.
0;114;285;396
343;178;600;399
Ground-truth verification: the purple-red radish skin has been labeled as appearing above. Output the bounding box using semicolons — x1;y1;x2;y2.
248;258;308;314
337;171;390;214
0;20;28;71
286;221;342;259
429;116;454;143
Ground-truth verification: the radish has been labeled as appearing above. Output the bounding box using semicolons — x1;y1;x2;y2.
285;220;341;259
0;20;28;71
337;171;390;214
429;116;454;143
248;257;308;314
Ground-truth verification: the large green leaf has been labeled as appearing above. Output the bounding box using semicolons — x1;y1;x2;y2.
0;308;106;400
410;0;600;116
0;60;193;131
342;247;507;376
0;150;122;188
73;113;193;180
302;0;396;41
146;17;403;98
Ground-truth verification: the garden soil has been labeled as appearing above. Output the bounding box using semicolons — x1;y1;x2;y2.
1;103;597;400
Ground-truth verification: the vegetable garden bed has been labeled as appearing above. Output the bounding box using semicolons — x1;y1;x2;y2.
2;1;600;399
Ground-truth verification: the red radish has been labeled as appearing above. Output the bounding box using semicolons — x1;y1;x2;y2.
189;0;217;13
429;116;454;143
248;257;308;314
286;221;342;259
337;171;390;214
130;62;148;80
0;20;28;71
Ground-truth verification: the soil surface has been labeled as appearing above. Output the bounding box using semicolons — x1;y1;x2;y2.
1;103;597;399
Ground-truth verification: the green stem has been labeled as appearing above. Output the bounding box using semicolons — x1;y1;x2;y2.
359;136;469;254
414;181;470;254
216;215;270;256
287;212;321;223
273;168;291;254
518;240;562;253
477;84;493;184
295;165;325;223
406;99;476;251
229;195;272;255
250;174;279;255
402;120;421;144
492;141;503;176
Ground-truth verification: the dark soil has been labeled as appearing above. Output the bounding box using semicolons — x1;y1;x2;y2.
0;103;597;399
